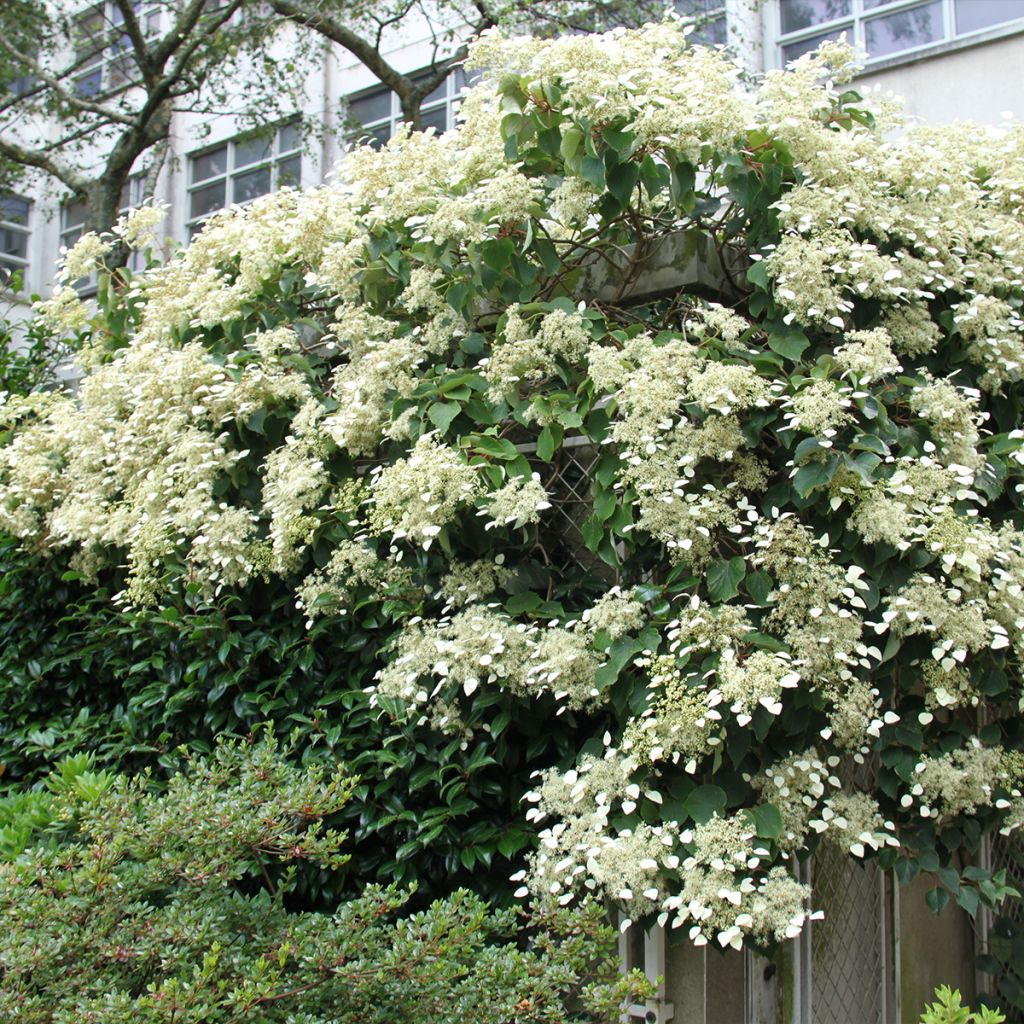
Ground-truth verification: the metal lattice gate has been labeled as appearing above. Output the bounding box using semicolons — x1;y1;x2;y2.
794;757;898;1024
803;847;896;1024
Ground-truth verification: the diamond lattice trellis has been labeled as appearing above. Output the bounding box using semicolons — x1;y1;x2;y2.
810;844;889;1024
519;436;620;584
805;755;894;1024
976;833;1024;1024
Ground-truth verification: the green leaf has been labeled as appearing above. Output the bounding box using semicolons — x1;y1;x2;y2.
684;785;727;824
746;260;769;289
793;457;838;498
505;591;541;614
767;329;809;362
745;570;773;605
601;125;634;156
851;432;890;457
926;886;950;914
706;556;745;603
427;402;460;433
581;514;604;553
580;155;605;189
747;803;784;840
536;424;560;462
606;162;640;208
559;127;584;162
593;487;616;522
469;435;519;460
957;886;979;918
482;236;516;275
895;857;919;886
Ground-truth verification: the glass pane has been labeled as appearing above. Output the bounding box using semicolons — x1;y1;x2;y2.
191;146;227;183
348;88;392;127
780;0;852;34
75;7;105;62
0;196;30;226
277;155;301;189
782;26;847;60
108;52;133;89
454;65;482;92
189;180;226;220
277;121;301;153
692;13;728;44
420;103;449;134
0;228;28;259
231;166;271;204
10;74;35;97
119;177;146;212
74;69;103;98
348;122;393;150
863;0;900;8
675;0;720;16
63;202;89;230
412;70;448;107
0;257;26;281
111;1;140;25
234;135;272;168
865;0;943;57
955;0;1024;34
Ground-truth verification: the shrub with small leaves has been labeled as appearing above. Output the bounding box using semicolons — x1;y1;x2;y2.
0;731;648;1023
920;986;1005;1024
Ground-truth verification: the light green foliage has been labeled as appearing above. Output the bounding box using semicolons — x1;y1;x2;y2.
0;732;645;1023
3;20;1024;956
920;986;1005;1024
0;308;71;397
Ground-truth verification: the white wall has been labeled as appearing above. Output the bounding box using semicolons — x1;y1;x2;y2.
855;32;1024;126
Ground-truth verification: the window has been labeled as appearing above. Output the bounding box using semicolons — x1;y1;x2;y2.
774;0;1024;65
60;173;149;290
0;195;31;292
186;122;302;238
344;66;478;149
675;0;728;45
72;1;160;98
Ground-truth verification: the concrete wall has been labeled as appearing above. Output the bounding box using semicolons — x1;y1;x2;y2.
856;32;1024;127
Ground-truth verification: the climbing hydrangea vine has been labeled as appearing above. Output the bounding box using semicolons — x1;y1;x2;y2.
4;20;1024;951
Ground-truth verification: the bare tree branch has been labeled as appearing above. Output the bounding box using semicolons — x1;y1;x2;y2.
0;33;136;125
110;0;156;83
0;135;91;195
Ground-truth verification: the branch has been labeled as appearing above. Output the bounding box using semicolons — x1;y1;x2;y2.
0;34;135;125
269;0;413;104
110;0;155;83
0;134;91;195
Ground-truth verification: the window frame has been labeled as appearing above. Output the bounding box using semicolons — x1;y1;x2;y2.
59;173;149;293
71;0;161;99
0;195;32;295
186;121;303;238
343;66;478;149
770;0;1024;68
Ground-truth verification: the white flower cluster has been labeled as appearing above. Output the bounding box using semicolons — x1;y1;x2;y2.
664;817;816;949
367;435;481;548
374;591;648;714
